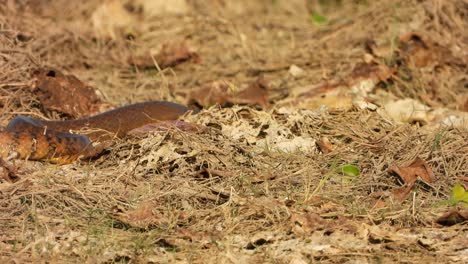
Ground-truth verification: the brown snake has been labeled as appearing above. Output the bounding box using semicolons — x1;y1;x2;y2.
0;101;192;164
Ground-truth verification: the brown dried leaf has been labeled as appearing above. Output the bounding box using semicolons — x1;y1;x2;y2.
389;157;436;201
348;62;394;85
188;81;230;107
318;201;343;214
188;78;269;109
294;81;340;99
234;77;270;108
316;136;334;154
128;41;199;69
176;228;216;247
372;200;387;210
289;212;327;235
436;209;468;226
399;32;461;68
31;68;104;118
364;39;394;59
287;60;392;111
391;184;415;202
249;172;277;184
200;168;235;178
291;82;354;111
390;157;436;185
0;158;20;182
111;201;161;229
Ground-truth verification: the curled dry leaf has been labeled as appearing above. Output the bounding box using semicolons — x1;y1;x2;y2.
31;68;104;118
111;201;170;229
176;228;215;248
435;209;468;226
288;82;354;111
235;77;269;108
188;77;269;109
198;168;235;178
348;62;394;89
290;212;328;235
372;200;387;210
398;32;461;68
316;136;334;154
391;185;414;202
364;39;395;60
389;157;436;201
128;41;199;69
0;158;20;182
391;157;436;185
286;60;393;111
366;32;461;69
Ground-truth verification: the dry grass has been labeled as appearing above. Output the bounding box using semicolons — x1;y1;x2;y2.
1;0;467;263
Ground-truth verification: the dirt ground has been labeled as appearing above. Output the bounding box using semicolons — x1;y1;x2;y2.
0;0;467;263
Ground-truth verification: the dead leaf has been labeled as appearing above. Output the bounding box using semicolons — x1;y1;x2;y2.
372;200;387;210
245;231;276;250
128;41;199;69
317;201;344;214
235;77;269;108
364;39;394;60
391;185;414;202
435;209;468;226
188;81;230;107
289;82;354;111
0;158;20;182
399;32;462;68
111;201;161;229
389;157;436;201
316;136;334;154
249;172;277;184
188;77;269;109
348;62;394;86
290;212;327;235
293;81;340;100
176;228;216;247
31;68;104;118
198;168;235;178
391;158;436;185
283;59;393;112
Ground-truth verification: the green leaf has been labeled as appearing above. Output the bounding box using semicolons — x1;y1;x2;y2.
340;164;360;177
451;183;468;204
311;12;327;25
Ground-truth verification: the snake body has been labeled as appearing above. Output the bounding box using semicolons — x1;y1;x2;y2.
0;101;191;163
